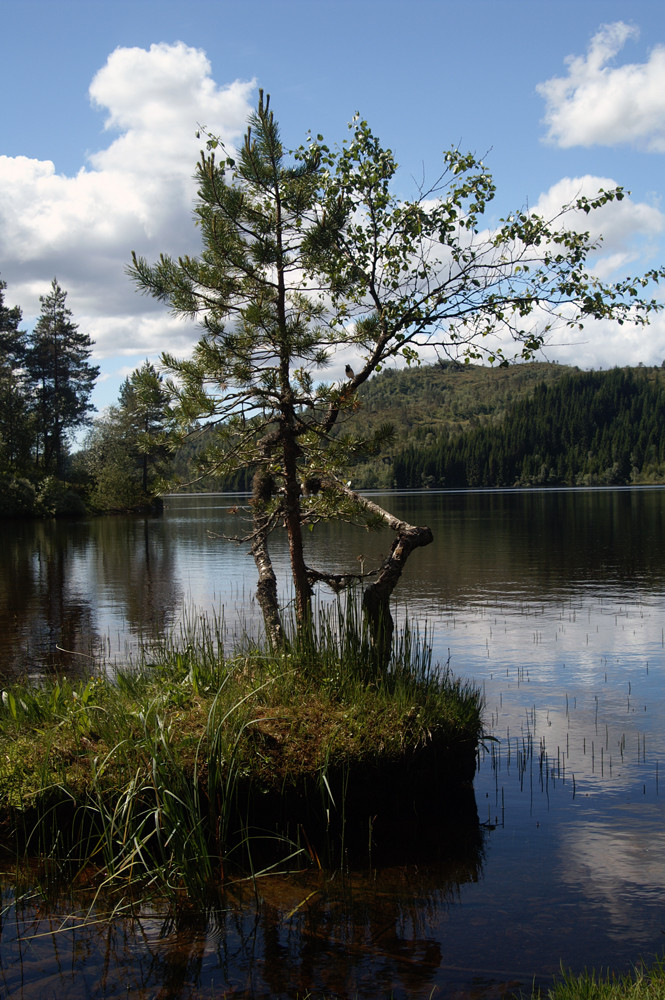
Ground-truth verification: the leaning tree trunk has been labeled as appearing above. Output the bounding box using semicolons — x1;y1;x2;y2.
252;524;285;650
336;484;434;670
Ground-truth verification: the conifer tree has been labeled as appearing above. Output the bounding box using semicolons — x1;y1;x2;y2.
129;92;394;647
83;362;175;511
26;279;99;477
0;277;32;473
118;362;174;497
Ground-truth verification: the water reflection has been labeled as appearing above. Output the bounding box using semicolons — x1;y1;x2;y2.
1;519;100;679
558;807;665;945
1;829;485;999
3;489;665;680
385;488;665;606
0;515;182;679
86;515;181;642
3;490;665;996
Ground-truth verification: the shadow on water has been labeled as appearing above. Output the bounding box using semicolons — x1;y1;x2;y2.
0;805;487;1000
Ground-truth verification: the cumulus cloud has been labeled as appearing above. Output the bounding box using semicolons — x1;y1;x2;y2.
0;42;255;359
529;178;665;368
2;35;664;403
531;174;664;273
457;175;665;370
559;817;665;943
537;22;665;151
88;42;253;179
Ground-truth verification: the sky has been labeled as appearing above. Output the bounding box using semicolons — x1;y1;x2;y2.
2;0;665;415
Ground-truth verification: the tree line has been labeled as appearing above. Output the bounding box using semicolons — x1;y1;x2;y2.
0;276;99;515
177;362;665;493
4;266;665;518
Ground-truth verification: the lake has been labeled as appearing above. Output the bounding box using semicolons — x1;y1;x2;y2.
1;489;664;999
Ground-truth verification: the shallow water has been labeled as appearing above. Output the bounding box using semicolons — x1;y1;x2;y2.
1;489;665;998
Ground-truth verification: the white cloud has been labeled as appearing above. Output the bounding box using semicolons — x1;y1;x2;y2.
88;42;253;178
85;311;199;361
544;311;665;370
2;35;664;401
531;175;664;270
537;22;665;151
528;178;665;367
0;42;255;358
449;176;665;370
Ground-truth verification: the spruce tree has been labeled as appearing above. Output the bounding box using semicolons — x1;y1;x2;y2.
118;362;174;497
81;362;176;511
26;279;99;477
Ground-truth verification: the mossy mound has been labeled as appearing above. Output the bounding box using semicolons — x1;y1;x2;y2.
0;624;483;891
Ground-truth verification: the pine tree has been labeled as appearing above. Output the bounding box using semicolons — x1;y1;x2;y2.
129;92;398;647
26;279;99;477
118;362;174;496
128;93;665;658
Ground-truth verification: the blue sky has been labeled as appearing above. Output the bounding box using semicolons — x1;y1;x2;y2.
2;0;665;414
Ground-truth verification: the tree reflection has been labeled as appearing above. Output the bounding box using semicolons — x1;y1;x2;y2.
87;515;181;641
0;810;484;998
254;814;483;998
0;514;182;682
0;518;98;680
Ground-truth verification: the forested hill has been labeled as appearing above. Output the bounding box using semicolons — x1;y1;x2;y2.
177;361;665;491
176;360;569;490
382;364;665;489
354;360;567;433
345;360;567;486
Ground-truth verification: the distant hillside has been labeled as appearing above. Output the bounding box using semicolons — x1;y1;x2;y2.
388;365;665;489
342;360;572;487
355;360;569;432
173;361;665;490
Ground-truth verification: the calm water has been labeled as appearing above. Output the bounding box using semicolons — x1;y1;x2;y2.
1;489;665;999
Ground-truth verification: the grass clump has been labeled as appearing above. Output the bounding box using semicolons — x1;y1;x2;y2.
532;960;665;1000
0;604;482;901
